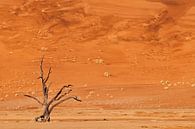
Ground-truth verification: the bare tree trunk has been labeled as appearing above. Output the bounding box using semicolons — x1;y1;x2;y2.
24;56;81;122
35;105;50;122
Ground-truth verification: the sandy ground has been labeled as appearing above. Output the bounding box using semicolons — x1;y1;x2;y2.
0;0;195;128
1;108;195;129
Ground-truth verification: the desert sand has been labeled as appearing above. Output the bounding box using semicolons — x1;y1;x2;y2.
0;0;195;128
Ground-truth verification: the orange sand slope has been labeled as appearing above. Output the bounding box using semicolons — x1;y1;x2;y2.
0;0;195;110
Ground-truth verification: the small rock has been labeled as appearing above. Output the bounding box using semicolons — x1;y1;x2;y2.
40;47;48;51
191;84;195;87
120;88;124;91
185;36;192;41
94;58;104;64
31;91;35;95
87;58;91;61
103;72;111;77
15;106;21;110
160;80;164;84
173;83;177;86
9;51;13;55
98;49;103;52
165;80;170;84
71;58;76;62
160;80;165;86
89;91;94;95
142;23;149;27
5;94;8;98
164;87;169;90
83;84;88;87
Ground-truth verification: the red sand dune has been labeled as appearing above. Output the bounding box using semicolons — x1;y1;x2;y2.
0;0;195;120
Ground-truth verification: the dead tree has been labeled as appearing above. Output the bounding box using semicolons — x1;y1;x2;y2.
24;57;81;122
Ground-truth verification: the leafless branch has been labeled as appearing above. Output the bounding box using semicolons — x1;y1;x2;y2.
39;56;44;80
56;89;72;101
44;67;52;83
47;82;52;92
49;96;81;113
48;85;72;106
24;95;43;105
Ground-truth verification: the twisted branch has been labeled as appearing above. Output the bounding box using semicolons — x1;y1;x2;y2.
44;67;52;83
49;96;81;113
48;85;72;106
24;95;43;105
